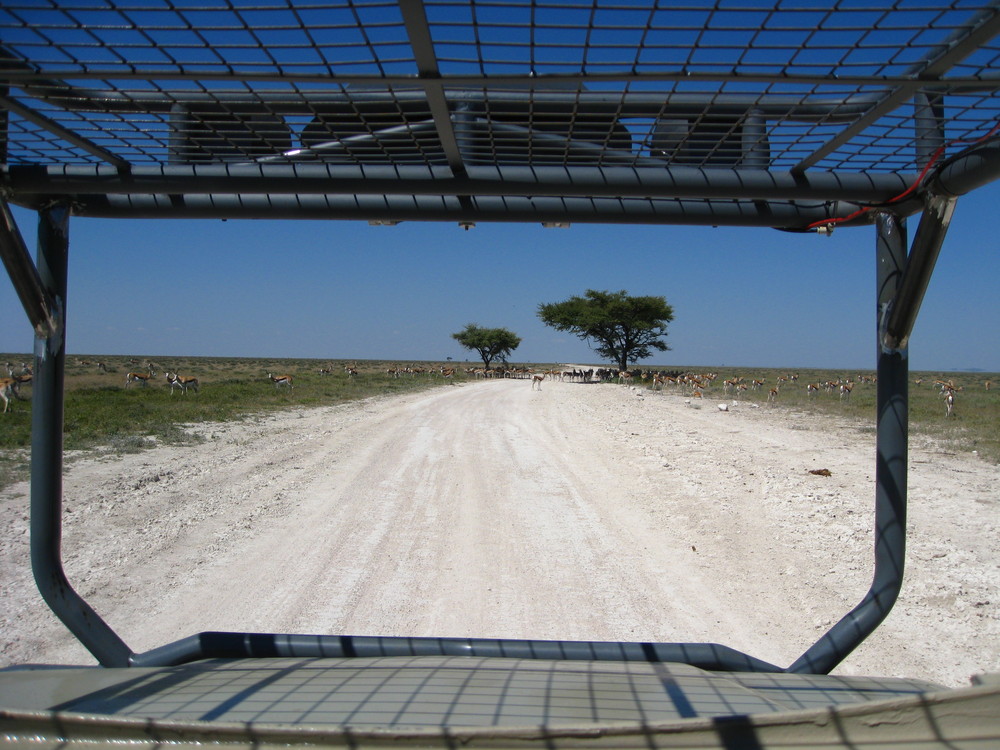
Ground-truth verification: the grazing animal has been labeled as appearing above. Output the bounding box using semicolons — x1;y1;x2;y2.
165;372;199;395
125;371;155;388
268;373;293;388
944;388;956;417
531;373;545;390
1;377;20;413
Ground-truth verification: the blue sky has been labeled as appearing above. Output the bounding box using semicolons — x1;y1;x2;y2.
2;182;999;373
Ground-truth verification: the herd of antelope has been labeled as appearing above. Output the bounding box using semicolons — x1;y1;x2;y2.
606;368;986;417
0;357;992;420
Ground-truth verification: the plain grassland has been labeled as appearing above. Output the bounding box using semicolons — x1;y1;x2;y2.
0;356;464;488
0;355;997;489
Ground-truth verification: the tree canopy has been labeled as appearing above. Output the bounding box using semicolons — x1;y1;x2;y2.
452;324;522;369
537;289;674;372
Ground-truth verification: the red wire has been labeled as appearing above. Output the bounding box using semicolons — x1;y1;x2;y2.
806;120;1000;231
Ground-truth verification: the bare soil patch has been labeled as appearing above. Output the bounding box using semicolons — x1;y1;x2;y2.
2;378;997;687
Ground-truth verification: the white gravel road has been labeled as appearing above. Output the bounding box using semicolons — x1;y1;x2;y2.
2;377;997;688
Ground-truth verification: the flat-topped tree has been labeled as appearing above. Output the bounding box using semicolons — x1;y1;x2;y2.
538;289;674;373
452;324;522;369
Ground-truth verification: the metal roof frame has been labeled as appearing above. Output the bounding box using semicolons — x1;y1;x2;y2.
2;0;1000;679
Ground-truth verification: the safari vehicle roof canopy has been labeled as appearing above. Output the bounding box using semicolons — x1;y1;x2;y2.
1;0;999;226
1;2;1000;747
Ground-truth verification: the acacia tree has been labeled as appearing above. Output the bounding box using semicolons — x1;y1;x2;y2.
452;324;522;369
537;289;674;372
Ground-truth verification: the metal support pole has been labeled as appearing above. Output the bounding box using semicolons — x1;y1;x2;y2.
883;195;957;351
789;212;908;674
30;203;132;667
0;197;59;338
914;92;946;169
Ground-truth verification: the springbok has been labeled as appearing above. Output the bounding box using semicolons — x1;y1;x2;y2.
531;372;545;390
1;378;20;413
165;372;199;395
268;373;293;389
125;371;155;388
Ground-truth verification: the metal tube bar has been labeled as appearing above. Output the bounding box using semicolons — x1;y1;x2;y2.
0;197;58;338
5;66;998;106
36;193;888;229
930;138;1000;198
789;212;908;675
914;93;946;169
883;195;957;351
130;632;782;673
0;94;130;169
0;80;899;121
398;0;467;177
29;203;132;668
466;120;641;165
2;163;915;203
254;120;439;163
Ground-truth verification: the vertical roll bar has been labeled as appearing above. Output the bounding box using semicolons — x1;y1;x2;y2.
789;212;910;674
29;204;132;667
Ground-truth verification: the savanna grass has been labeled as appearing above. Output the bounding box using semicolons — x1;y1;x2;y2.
1;356;996;490
0;355;472;488
636;366;1000;463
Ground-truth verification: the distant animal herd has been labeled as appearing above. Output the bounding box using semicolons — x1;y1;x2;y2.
0;358;991;418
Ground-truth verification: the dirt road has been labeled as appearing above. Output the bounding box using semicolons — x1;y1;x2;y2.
2;377;997;687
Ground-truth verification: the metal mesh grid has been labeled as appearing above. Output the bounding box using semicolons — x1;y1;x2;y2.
50;656;939;728
2;0;999;177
